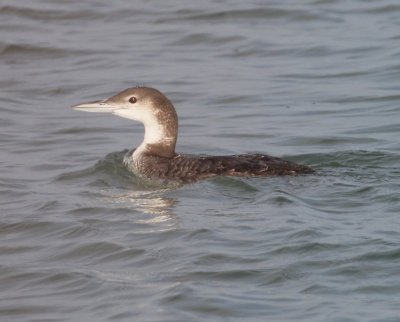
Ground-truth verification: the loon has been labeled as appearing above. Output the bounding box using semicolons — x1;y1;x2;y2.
72;87;313;184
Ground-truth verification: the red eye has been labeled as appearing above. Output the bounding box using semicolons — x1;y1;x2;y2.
129;97;137;104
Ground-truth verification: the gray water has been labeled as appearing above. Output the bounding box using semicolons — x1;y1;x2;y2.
1;0;400;321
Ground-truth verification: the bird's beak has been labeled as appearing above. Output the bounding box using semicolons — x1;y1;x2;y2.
71;99;117;113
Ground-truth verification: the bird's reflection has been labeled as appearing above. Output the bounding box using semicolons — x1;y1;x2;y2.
102;188;177;224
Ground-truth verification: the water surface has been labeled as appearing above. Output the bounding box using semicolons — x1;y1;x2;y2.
1;1;400;321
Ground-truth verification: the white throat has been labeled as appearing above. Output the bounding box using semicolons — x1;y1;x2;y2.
133;117;177;159
113;104;171;145
143;121;167;145
112;101;177;158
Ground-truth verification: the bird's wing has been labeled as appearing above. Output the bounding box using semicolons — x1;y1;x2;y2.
169;154;313;183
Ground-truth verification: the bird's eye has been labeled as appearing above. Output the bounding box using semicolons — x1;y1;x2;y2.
128;97;137;104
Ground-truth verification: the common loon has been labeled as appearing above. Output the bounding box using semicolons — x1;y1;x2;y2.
72;87;313;184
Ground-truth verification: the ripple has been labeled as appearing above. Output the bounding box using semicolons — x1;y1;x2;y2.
363;4;400;14
270;242;344;256
0;43;87;59
169;33;244;46
157;8;324;23
0;5;100;21
354;248;400;262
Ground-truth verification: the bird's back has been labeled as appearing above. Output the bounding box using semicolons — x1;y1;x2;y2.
124;150;314;184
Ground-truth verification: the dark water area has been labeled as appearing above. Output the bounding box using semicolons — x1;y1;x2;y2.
1;1;400;321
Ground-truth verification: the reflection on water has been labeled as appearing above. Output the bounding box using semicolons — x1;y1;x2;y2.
104;189;176;218
61;153;178;226
57;149;178;230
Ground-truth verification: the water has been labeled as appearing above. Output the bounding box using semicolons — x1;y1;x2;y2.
1;0;400;321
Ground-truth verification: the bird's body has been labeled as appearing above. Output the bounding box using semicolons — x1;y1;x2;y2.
123;149;312;184
72;87;313;184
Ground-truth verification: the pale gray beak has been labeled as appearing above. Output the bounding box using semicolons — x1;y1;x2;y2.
71;99;116;113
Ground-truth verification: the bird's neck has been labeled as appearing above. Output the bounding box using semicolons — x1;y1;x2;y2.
136;122;177;158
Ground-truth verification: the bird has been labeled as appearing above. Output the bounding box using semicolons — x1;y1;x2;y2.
72;87;313;184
